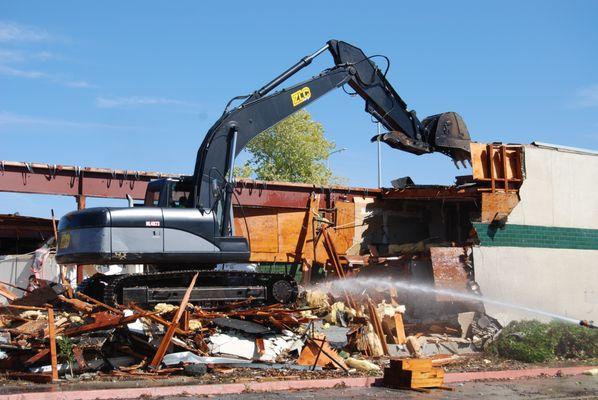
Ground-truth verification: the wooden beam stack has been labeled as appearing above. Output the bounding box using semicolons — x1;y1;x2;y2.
383;358;446;391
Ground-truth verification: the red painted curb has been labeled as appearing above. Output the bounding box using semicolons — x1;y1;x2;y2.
3;365;595;400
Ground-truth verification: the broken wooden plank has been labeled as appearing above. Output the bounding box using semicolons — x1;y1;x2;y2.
43;317;68;338
394;312;407;345
62;311;121;336
14;319;47;336
62;310;155;336
7;371;53;383
129;304;188;336
12;283;66;307
58;295;94;313
297;335;348;372
24;348;50;365
47;307;58;382
1;304;47;311
0;284;17;301
367;299;389;356
149;272;199;369
76;291;122;314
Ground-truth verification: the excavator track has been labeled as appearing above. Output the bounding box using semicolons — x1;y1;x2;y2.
78;270;298;308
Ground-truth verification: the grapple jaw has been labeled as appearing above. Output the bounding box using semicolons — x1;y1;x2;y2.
422;112;472;167
371;111;472;167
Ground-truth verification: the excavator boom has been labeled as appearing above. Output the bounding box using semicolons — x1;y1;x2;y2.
192;40;472;233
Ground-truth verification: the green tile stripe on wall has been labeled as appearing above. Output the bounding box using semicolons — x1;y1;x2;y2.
473;223;598;250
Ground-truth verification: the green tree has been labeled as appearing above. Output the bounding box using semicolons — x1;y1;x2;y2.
235;110;338;185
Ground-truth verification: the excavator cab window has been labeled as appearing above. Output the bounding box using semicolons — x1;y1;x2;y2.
144;185;161;207
170;189;190;208
143;179;191;208
166;180;191;208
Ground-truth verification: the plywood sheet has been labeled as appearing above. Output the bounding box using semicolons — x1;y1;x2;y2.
470;142;523;182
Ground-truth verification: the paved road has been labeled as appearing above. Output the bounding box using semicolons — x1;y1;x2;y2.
156;375;598;399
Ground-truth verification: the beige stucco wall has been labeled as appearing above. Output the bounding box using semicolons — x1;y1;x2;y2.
473;246;598;325
508;144;598;229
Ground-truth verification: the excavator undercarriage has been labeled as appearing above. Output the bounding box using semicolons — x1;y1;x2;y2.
78;270;298;307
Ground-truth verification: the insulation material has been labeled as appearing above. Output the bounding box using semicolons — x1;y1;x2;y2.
305;290;329;309
365;323;384;357
376;301;406;319
349;197;375;255
154;303;177;314
346;357;380;372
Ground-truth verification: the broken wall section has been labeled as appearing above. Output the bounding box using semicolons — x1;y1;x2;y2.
473;143;598;325
354;188;482;323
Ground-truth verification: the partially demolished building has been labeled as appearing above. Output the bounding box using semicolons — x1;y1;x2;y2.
0;141;596;325
0;141;596;384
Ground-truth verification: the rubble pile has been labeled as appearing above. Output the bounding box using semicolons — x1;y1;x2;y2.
0;276;496;384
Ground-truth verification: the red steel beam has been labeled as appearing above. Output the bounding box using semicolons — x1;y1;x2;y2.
0;161;178;200
0;161;380;209
381;186;479;201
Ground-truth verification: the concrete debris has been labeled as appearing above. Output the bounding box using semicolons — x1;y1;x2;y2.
470;313;502;350
406;335;423;358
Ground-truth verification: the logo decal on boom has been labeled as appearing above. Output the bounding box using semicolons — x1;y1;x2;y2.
291;87;311;107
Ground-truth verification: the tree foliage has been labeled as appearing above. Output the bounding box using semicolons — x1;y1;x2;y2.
235;110;337;185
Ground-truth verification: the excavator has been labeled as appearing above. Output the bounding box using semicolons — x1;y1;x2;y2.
55;40;472;306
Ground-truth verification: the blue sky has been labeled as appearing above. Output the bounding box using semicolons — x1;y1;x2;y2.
1;1;597;218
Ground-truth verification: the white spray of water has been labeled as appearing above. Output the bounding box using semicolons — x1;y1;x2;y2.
326;277;580;325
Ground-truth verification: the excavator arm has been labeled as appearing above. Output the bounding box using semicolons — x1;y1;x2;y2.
191;40;472;233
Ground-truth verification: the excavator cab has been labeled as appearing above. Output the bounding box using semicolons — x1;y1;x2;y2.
143;178;192;208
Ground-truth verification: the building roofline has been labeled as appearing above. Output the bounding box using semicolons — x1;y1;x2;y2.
531;142;598;156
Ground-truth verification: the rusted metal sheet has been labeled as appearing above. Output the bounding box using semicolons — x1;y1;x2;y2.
480;192;520;223
429;247;469;301
234;179;378;209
